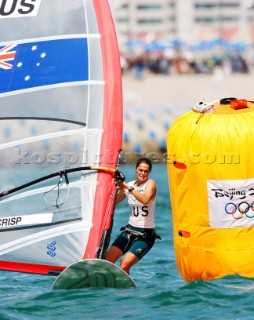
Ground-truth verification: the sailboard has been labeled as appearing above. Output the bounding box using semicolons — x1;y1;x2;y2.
0;0;122;278
52;259;136;289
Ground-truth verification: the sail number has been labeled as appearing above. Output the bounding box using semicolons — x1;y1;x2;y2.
0;0;42;18
131;206;149;217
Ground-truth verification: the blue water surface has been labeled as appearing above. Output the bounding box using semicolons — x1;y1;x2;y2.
1;164;254;320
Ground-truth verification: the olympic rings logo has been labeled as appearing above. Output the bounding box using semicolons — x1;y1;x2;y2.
225;202;254;219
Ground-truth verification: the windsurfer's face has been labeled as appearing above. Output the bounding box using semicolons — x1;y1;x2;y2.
136;163;150;184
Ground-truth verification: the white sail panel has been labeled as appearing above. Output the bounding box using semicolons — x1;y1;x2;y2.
0;0;89;40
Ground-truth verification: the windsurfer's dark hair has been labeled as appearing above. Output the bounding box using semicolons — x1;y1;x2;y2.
136;157;152;171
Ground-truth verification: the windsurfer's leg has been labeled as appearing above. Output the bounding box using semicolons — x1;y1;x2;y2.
106;231;130;263
120;252;139;274
120;237;155;274
106;245;123;263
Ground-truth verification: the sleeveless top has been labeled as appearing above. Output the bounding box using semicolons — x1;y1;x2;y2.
124;180;156;228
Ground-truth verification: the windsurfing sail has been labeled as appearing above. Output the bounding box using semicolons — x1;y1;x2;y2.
0;0;122;275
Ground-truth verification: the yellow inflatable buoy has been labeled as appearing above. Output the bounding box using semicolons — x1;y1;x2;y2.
167;99;254;282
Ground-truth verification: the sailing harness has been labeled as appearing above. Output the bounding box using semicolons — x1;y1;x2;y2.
120;225;161;241
119;225;161;253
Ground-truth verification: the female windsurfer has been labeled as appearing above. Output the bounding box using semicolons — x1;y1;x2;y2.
106;157;159;275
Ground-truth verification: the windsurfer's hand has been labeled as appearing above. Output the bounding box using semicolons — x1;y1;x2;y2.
115;170;125;182
116;181;124;189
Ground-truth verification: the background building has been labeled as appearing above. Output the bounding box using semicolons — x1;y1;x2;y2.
108;0;254;43
108;1;254;157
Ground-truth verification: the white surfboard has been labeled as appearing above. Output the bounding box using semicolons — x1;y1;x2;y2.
52;259;136;289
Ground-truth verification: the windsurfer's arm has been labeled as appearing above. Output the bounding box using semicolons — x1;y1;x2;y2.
116;182;126;203
122;180;156;205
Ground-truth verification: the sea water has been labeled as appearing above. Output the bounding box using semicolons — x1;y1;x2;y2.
1;164;254;320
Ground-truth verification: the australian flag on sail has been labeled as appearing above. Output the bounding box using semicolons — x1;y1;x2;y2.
0;38;89;94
